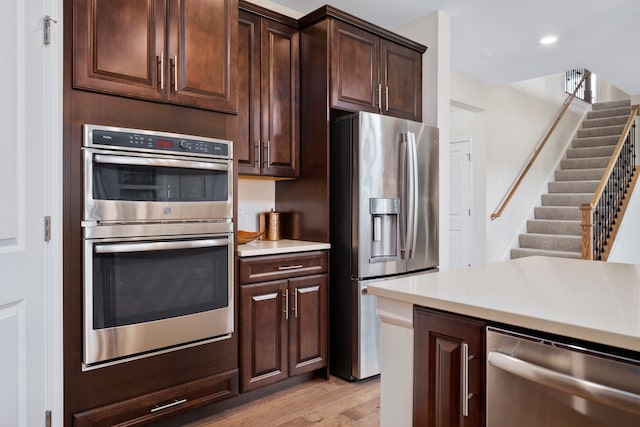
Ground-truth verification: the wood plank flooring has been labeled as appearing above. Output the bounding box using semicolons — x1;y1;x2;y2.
184;376;380;426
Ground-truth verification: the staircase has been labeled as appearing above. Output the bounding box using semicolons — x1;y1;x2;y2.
511;99;632;259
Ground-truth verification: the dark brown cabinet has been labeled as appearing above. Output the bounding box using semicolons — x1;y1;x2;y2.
237;10;300;177
73;0;237;113
239;251;328;392
330;19;422;121
413;308;486;427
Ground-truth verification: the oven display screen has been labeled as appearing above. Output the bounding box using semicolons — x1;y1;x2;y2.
156;139;173;149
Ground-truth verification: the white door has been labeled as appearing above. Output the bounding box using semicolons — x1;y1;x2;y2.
449;138;472;269
0;0;60;425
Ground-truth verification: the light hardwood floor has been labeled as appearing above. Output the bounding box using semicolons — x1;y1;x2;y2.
184;376;380;426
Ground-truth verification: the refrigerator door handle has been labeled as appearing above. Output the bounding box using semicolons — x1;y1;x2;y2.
408;131;419;259
399;132;409;259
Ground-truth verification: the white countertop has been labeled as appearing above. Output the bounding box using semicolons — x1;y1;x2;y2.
367;256;640;353
237;239;330;257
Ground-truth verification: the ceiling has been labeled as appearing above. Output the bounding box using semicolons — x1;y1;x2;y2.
267;0;640;95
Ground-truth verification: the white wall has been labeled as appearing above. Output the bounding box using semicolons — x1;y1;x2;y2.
395;11;451;269
608;179;640;264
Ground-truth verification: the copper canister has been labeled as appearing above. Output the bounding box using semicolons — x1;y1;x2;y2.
259;210;281;240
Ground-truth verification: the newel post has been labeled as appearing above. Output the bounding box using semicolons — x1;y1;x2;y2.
580;204;593;260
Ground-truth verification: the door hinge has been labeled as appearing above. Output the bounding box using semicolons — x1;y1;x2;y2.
465;153;471;161
44;216;51;242
44;15;58;45
45;410;52;427
468;209;471;216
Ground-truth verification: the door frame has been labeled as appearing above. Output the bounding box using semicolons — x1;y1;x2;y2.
45;0;64;424
448;136;474;268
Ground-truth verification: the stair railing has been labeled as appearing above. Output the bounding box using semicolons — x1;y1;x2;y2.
580;105;639;260
491;70;591;220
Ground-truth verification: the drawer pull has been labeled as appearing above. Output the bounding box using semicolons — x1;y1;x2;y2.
278;264;304;271
150;398;187;413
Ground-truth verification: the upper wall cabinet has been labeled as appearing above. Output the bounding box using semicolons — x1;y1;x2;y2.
73;0;238;113
330;19;423;121
237;9;299;177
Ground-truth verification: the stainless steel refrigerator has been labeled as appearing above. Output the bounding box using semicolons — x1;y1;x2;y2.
330;111;439;380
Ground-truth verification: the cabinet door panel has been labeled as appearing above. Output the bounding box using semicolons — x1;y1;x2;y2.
240;280;288;392
73;0;166;100
289;274;328;376
330;20;379;113
261;20;299;177
237;12;261;175
414;308;485;427
381;40;422;121
168;0;237;112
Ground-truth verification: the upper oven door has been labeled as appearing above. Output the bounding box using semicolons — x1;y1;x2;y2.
83;147;233;223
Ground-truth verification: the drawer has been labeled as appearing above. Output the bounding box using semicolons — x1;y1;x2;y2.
73;370;238;427
239;251;328;284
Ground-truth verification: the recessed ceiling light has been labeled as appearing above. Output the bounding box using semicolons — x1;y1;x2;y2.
540;35;558;45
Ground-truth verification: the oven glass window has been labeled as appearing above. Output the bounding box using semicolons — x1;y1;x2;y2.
92;162;228;202
92;241;229;329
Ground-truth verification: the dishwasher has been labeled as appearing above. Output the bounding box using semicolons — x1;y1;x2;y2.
486;327;640;426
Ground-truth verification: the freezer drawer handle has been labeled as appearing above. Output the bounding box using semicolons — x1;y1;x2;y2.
488;351;640;415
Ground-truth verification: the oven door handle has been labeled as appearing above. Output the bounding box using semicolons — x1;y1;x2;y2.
93;154;229;172
94;239;229;254
488;351;640;415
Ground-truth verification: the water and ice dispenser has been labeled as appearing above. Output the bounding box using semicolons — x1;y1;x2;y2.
369;197;400;260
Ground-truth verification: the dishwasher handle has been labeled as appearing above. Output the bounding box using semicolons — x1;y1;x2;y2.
488;351;640;415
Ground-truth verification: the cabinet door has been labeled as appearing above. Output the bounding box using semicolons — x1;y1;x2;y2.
167;0;238;113
261;20;299;177
380;39;422;121
288;274;328;376
73;0;166;101
237;11;261;175
240;280;289;392
414;308;485;427
330;20;380;114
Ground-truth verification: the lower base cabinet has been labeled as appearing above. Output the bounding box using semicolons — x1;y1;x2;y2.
73;370;238;426
413;308;486;427
239;251;328;392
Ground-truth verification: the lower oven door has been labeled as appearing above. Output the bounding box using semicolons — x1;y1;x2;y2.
83;231;234;368
486;327;640;427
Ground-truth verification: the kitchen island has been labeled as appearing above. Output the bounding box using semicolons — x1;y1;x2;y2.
366;256;640;426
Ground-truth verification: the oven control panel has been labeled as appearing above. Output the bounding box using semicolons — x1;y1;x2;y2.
84;125;231;158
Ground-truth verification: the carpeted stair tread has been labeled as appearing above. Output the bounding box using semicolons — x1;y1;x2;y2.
548;180;599;193
577;125;626;138
581;115;629;128
587;106;631;119
527;219;581;235
566;146;615;159
541;193;592;206
591;99;631;110
511;248;581;259
519;233;581;252
555;168;605;181
571;135;619;148
560;156;610;169
534;206;581;220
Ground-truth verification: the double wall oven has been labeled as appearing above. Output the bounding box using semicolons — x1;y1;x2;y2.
82;125;234;369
